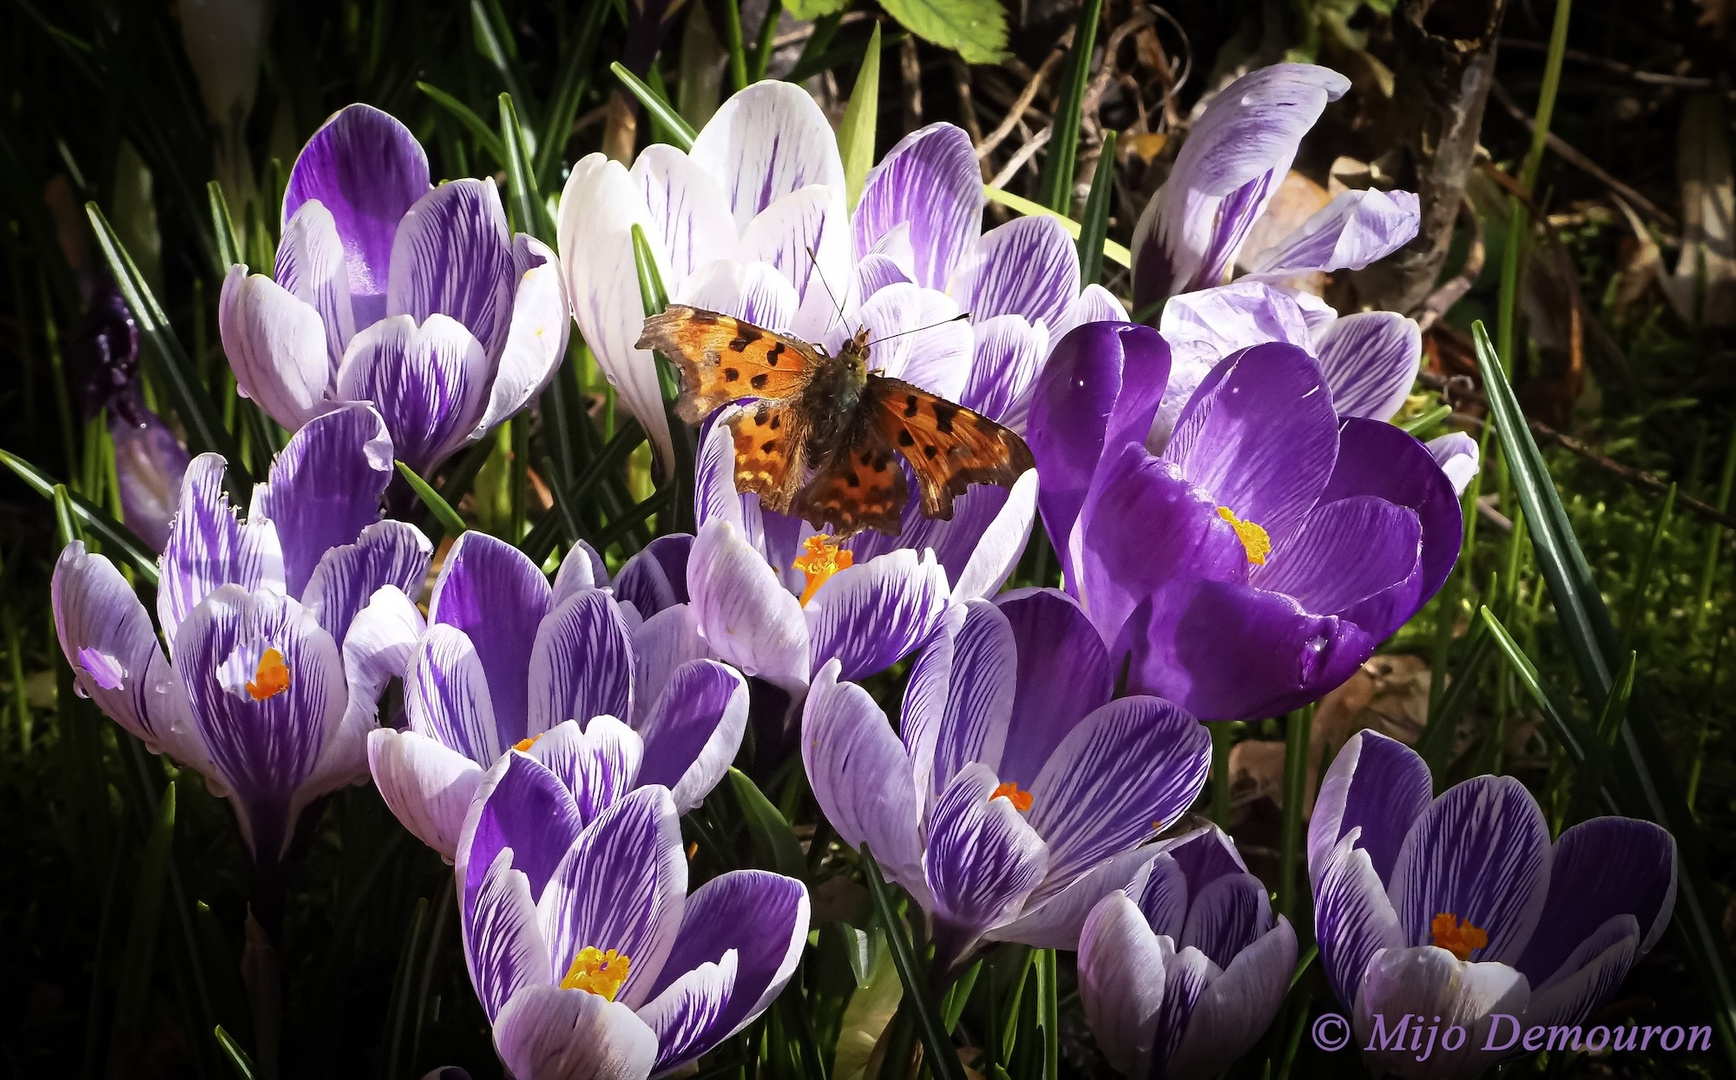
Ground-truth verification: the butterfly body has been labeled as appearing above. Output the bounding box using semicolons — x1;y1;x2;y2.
637;306;1033;537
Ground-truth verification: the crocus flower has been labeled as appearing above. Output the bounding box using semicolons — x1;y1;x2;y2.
1078;825;1297;1080
1310;731;1677;1079
457;754;809;1079
220;104;568;475
1029;326;1461;720
368;530;748;859
52;404;431;866
803;589;1210;974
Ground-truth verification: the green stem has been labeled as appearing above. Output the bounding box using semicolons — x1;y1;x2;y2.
1276;705;1313;922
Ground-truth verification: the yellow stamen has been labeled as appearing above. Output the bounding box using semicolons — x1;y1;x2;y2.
1430;913;1488;961
793;534;854;606
1216;507;1271;565
990;781;1034;813
560;946;632;1000
513;736;539;752
246;648;291;701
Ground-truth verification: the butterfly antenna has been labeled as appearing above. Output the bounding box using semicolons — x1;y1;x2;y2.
804;243;850;331
864;312;971;349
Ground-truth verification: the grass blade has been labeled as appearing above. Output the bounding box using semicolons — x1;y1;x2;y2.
215;1026;255;1079
208;181;242;275
728;767;807;879
416;81;508;166
499;93;553;241
859;845;964;1080
837;23;882;211
9;451;159;582
611;62;698;151
1075;130;1117;288
1034;0;1102;213
1568;650;1637;824
534;0;609;187
981;187;1131;268
1276;704;1312;922
1479;605;1586;761
113;783;176;1049
1622;482;1676;638
395;461;467;538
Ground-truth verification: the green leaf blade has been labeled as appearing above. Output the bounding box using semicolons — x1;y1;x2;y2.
878;0;1007;65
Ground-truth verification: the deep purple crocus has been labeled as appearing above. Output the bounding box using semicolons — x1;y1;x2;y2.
220;104;568;475
803;589;1210;974
369;531;746;859
1078;825;1297;1080
456;755;808;1080
1310;731;1677;1078
52;405;431;866
1028;323;1460;720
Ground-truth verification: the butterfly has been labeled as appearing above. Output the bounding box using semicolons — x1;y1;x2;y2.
637;306;1035;537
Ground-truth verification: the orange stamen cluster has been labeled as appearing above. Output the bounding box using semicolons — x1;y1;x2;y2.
560;947;632;1001
1430;913;1488;961
990;781;1034;813
793;534;854;606
513;736;540;752
245;648;292;701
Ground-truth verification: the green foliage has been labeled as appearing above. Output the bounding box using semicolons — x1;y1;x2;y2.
878;0;1007;64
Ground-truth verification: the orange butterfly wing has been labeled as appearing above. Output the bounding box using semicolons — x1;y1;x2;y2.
729;401;809;514
868;377;1035;520
637;306;816;424
791;422;910;536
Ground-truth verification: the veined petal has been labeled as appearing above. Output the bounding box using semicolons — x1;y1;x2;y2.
1315;311;1420;422
805;548;951;683
902;599;1017;810
276;201;358;366
961;315;1047;426
1167;917;1297;1080
677;259;800;332
492;984;658;1080
1077;893;1167;1080
386;178;516;362
528;716;645;821
925;762;1050;954
554;539;613;605
1308;730;1432;891
339;584;424;732
458;751;587;911
301;520;431;647
1520;915;1640;1035
1151;942;1213;1066
337;315;492;477
1427;432;1480;498
630;144;737;292
738;185;853;338
1515;817;1676;988
473;235;570;437
1352;947;1530;1080
1250;495;1421;618
159;455;285;653
611;535;692;620
688;519;810;691
636;660;748;812
951;469;1038;601
1314;834;1406;1008
632;604;710;726
1052;284;1126;341
1244;188;1421;280
526;589;636;738
1179;872;1270;969
995;588;1115;787
950;215;1079;332
639;955;737;1075
368;727;483;860
109;407;191;554
218;266;334;430
854;123;983;291
251;402;396;599
689;81;845;229
463;848;552;1022
1151;282;1313;450
989;847;1158;950
855;253;911;301
407;624;502;764
429;532;552;740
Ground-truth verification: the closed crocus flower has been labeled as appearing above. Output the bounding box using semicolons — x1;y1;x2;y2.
1078;825;1297;1080
803;589;1210;975
1310;731;1677;1079
368;531;747;859
456;756;808;1080
685;419;1036;698
52;405;431;867
220;104;568;475
1030;327;1461;720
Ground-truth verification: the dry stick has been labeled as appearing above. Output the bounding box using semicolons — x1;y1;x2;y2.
977;45;1068;160
1499;38;1717;89
1414;195;1486;333
988;126;1053;189
952;55;990;180
900;34;923;133
1489;81;1679;232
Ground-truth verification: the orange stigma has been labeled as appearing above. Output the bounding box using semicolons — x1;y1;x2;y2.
245;648;291;701
512;736;539;752
1430;913;1488;961
1216;507;1271;565
990;781;1033;813
560;947;632;1000
793;534;854;606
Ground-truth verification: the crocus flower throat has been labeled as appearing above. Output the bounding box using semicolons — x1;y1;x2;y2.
794;534;853;605
561;946;632;1001
1431;912;1488;962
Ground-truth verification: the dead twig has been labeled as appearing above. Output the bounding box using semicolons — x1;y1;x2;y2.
988;125;1052;189
1414;195;1485;332
976;43;1068;160
1499;39;1717;90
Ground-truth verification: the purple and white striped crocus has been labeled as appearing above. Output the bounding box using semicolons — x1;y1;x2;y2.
803;589;1211;975
1078;825;1297;1080
1028;325;1461;721
220;104;568;476
368;531;747;860
1311;732;1677;1079
1131;63;1424;443
52;404;432;866
685;418;1036;698
457;754;809;1080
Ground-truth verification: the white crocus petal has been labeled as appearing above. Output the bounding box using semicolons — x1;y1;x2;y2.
473;235;570;438
738;184;854;339
219;265;336;430
630;143;738;293
952;469;1038;601
368;727;484;861
687;81;846;230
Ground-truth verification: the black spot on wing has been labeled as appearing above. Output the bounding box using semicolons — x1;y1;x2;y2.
728;326;762;352
723;367;740;382
767;343;784;366
931;401;958;434
904;394;920;418
751;373;769;390
898;430;914;447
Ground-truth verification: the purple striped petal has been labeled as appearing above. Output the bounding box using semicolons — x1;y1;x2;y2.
950;470;1038;601
528;717;644;821
458;752;587;911
1150;944;1212;1067
952;216;1078;331
463;848;551;1021
159;455;284;652
1167;918;1296;1080
1315;311;1420;422
430;532;552;738
252;403;395;598
526;590;635;739
1166;342;1339;554
925;763;1050;955
1390;776;1552;966
1025;322;1171;579
473;235;570;436
1515;817;1676;987
678;259;802;333
1352;947;1529;1080
1521;915;1640;1034
1026;696;1210;885
854;123;983;291
552;540;610;604
1244;188;1421;280
1428;432;1480;497
806;549;951;682
635;660;748;812
612;535;692;619
176;587;345;862
218;267;334;430
387;179;515;361
1312;834;1405;1009
688;520;810;692
339;585;424;731
1179;872;1270;969
538;786;686;1009
1055;284;1127;339
283;103;430;326
994;588;1114;787
492;985;658;1080
407;625;502;763
1152;282;1314;450
53;543;198;758
275;201;357;366
801;661;925;895
902;599;1016;810
301;520;431;646
855;253;911;300
632;606;710;725
367;727;482;860
640;870;810;1070
1134;851;1190;939
1308;730;1432;891
840;283;971;400
1250;495;1421;618
989;847;1158;950
688;81;845;228
961;315;1046;425
1077;893;1167;1080
739;185;853;338
630;144;736;291
334;315;492;475
1131;64;1348;308
1163;827;1250;901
